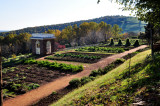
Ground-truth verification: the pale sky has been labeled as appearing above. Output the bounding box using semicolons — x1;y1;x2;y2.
0;0;132;31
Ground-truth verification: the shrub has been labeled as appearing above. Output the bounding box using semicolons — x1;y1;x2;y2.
109;39;114;46
89;70;101;77
133;40;140;47
81;77;92;85
117;39;123;46
52;91;57;95
114;58;125;64
89;76;96;81
125;39;131;47
69;78;81;88
103;64;115;74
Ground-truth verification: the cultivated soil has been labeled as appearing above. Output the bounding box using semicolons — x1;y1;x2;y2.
46;52;112;63
3;64;74;101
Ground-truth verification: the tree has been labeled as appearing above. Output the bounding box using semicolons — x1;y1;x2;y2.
73;24;81;46
99;21;108;42
60;25;74;46
79;22;90;45
15;33;31;53
54;30;61;42
3;33;17;54
87;22;99;44
112;24;122;40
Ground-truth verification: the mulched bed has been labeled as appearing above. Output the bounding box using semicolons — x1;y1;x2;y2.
46;52;112;63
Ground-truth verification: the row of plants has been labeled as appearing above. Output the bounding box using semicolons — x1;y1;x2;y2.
45;52;112;63
2;53;32;68
69;58;126;88
24;59;83;73
109;39;140;47
50;53;101;60
75;46;125;53
3;82;40;99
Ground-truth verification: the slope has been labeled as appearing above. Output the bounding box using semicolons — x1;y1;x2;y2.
52;50;160;105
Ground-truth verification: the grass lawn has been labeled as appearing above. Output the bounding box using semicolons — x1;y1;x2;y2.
51;50;152;106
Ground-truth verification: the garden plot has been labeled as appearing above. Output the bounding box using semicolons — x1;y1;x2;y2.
2;60;83;100
45;52;112;63
75;46;126;53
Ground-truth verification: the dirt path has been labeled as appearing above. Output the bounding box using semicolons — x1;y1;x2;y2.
3;45;147;106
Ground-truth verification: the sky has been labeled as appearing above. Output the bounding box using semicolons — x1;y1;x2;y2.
0;0;132;31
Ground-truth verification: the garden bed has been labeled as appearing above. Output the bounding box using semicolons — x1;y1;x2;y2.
2;63;80;100
75;46;126;53
45;52;112;63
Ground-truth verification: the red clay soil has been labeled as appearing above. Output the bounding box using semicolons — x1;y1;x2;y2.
3;45;147;106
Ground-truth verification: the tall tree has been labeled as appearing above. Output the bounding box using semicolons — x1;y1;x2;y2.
79;22;90;45
99;21;108;42
112;24;122;40
99;21;112;42
73;24;81;46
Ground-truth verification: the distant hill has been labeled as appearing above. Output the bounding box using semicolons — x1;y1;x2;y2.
0;30;9;33
0;15;146;36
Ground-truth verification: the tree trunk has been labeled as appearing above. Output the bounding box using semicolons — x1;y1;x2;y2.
104;34;107;42
0;45;3;106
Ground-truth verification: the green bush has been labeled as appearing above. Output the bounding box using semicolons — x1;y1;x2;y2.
133;40;140;47
69;78;81;88
89;70;101;77
114;58;125;64
109;39;114;46
117;39;123;46
81;77;92;85
89;76;96;81
125;39;131;47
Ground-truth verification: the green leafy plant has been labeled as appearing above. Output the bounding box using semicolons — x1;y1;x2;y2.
114;58;125;64
69;78;81;88
89;70;101;77
27;83;40;90
81;77;92;85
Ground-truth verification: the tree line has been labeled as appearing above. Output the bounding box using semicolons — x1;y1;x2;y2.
0;21;136;58
0;33;31;57
45;21;123;47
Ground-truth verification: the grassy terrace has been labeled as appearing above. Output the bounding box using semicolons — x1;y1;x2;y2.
51;50;158;105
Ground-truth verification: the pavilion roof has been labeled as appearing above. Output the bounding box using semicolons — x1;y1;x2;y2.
30;33;56;40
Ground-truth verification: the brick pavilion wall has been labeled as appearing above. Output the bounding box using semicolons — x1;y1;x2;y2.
31;39;55;55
